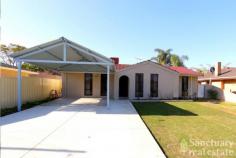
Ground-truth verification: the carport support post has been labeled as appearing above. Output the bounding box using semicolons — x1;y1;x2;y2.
106;65;110;108
17;61;22;111
63;42;67;61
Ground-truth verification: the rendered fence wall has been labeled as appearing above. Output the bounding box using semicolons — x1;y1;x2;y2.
199;84;236;103
0;77;62;109
223;90;236;103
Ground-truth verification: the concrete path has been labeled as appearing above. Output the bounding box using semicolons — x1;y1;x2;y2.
1;98;166;158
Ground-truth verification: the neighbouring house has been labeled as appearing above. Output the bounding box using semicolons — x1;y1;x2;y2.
198;62;236;94
10;37;199;110
198;62;236;103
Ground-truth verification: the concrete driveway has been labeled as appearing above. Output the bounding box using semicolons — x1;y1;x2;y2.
1;98;165;158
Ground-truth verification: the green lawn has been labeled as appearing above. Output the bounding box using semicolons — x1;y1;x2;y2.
133;101;236;158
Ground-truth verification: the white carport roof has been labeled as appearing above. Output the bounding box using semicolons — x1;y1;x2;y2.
10;37;114;72
11;37;113;111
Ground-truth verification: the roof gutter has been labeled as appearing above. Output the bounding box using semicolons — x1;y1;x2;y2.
198;76;236;81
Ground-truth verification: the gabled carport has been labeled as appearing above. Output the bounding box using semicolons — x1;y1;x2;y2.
11;37;114;111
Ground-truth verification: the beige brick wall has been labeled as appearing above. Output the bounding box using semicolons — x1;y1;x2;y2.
114;61;180;99
62;72;114;98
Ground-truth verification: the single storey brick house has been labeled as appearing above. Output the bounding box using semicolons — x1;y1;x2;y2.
62;60;199;100
11;37;199;110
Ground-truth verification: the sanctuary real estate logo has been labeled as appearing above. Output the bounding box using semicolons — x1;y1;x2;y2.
180;138;235;157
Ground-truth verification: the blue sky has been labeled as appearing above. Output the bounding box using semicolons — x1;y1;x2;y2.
2;0;236;68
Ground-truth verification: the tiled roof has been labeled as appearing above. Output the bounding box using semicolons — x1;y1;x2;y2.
115;64;131;70
115;62;199;77
169;66;200;76
199;67;236;81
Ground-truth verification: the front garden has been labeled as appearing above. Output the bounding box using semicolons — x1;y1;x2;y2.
133;101;236;158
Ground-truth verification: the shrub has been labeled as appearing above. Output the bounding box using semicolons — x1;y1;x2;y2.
207;89;218;100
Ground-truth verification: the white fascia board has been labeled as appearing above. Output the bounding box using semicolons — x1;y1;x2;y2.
198;76;236;81
17;59;114;66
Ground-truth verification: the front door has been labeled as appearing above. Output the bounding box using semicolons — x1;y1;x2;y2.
119;76;129;98
100;74;107;96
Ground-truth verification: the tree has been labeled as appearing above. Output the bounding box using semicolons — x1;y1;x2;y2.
154;48;172;65
0;43;44;72
0;44;26;66
22;63;44;72
153;48;189;66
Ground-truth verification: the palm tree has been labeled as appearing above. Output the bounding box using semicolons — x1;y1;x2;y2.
154;48;172;65
153;48;188;66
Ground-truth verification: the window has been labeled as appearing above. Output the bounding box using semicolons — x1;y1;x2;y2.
135;73;143;97
182;76;189;97
150;74;158;97
84;73;92;96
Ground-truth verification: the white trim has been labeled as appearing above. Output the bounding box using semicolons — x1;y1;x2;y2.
17;61;22;112
198;76;236;81
17;59;113;66
15;43;64;59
